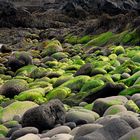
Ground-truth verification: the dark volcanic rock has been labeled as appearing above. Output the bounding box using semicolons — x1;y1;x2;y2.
83;83;126;103
7;51;32;72
21;99;66;131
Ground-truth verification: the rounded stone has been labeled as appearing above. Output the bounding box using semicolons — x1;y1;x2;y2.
41;126;71;138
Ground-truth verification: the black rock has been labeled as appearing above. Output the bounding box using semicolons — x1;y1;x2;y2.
7;52;32;72
83;83;126;103
21;99;66;131
0;45;12;53
74;63;93;76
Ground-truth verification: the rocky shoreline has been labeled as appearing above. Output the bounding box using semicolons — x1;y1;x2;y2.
0;0;140;140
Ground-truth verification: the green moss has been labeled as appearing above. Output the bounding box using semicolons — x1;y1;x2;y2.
91;68;107;75
46;87;71;100
0;101;38;123
103;105;127;116
53;75;73;87
30;67;48;79
0;125;8;136
65;35;78;44
84;103;94;110
120;85;140;96
78;35;91;44
0;74;12;80
132;53;140;63
84;32;113;49
15;65;37;76
3;120;19;128
60;75;90;92
80;79;104;92
124;71;140;86
42;40;63;56
29;81;51;88
125;100;140;113
14;88;45;101
1;79;29;98
111;60;137;75
113;46;125;55
51;52;68;60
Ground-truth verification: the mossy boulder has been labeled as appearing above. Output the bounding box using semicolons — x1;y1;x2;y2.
46;87;71;101
132;53;140;63
0;79;28;98
78;35;91;44
53;75;73;87
3;120;19;128
30;67;48;79
29;81;51;89
42;40;63;56
120;85;140;96
113;46;125;55
125;100;140;113
83;82;125;103
74;63;93;76
91;68;107;76
0;101;38;123
103;105;127;116
60;75;90;92
7;51;33;72
80;79;104;92
51;52;68;60
93;96;128;116
15;65;37;77
0;125;8;136
14;88;46;102
84;32;113;50
111;74;121;81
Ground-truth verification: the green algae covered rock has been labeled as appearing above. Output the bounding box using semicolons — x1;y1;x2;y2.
53;75;73;87
0;101;38;123
132;53;140;63
51;52;68;60
14;88;46;101
30;67;48;79
80;78;104;92
7;51;33;72
120;85;140;96
42;40;63;56
46;87;71;100
91;68;107;76
125;100;140;113
113;46;125;55
124;71;140;86
93;96;128;116
84;32;113;50
0;125;8;136
60;75;90;92
15;65;37;76
1;79;28;98
103;105;127;116
29;81;51;89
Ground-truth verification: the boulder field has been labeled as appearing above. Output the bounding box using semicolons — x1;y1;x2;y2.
0;0;140;140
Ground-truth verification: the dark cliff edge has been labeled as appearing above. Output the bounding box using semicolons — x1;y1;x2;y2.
0;0;140;38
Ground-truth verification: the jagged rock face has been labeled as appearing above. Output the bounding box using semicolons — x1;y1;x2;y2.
62;0;140;16
0;0;139;28
0;1;17;16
